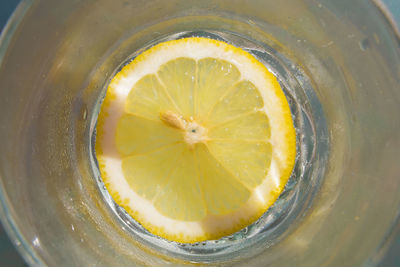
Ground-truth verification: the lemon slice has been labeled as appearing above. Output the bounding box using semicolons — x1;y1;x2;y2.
95;37;296;243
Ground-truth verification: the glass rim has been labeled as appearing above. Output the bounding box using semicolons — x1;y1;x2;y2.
368;2;400;264
0;0;41;266
373;0;400;40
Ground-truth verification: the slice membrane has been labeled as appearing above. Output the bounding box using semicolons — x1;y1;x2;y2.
196;144;251;216
206;140;272;189
205;80;264;126
208;111;271;141
122;143;185;199
154;149;206;221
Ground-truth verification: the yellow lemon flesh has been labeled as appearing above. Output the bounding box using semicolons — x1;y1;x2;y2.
95;37;296;243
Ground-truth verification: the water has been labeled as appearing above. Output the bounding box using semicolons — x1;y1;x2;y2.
89;30;329;262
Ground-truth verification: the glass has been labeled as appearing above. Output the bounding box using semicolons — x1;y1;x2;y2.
0;0;399;266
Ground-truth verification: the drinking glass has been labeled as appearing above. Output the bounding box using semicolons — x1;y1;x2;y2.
0;0;399;266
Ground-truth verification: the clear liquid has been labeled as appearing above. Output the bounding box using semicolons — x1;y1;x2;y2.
89;30;328;262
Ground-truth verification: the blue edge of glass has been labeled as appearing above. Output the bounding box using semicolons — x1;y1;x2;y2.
0;0;399;266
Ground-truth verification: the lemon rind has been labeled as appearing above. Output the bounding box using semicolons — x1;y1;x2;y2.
96;37;296;243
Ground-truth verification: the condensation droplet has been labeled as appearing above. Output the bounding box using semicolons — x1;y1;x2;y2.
32;237;40;247
82;107;87;121
359;38;370;51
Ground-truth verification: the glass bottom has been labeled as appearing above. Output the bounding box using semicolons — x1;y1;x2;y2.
89;30;329;262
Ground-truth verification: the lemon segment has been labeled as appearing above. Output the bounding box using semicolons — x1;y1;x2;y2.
96;37;296;243
157;58;196;116
116;114;182;156
125;74;179;121
195;58;240;120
